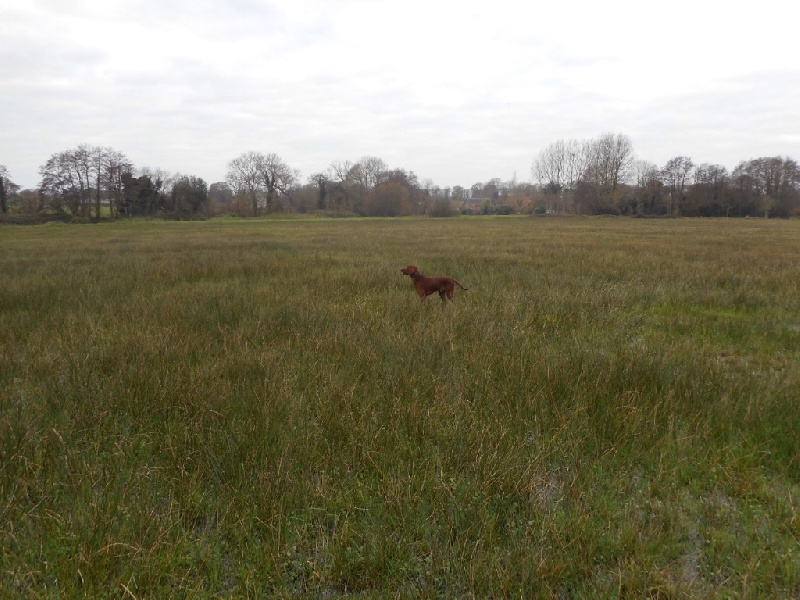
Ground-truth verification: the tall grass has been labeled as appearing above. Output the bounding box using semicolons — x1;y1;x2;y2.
1;217;798;597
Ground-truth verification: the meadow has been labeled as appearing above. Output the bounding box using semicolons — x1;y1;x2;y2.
1;216;798;598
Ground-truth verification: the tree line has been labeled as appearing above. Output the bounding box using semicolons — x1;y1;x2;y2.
530;133;799;218
1;134;798;220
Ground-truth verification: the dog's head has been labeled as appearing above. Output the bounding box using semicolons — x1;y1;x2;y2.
400;265;419;277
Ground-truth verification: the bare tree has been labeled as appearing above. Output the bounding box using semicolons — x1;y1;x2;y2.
531;140;568;191
104;149;133;218
226;151;263;216
306;172;329;211
315;160;357;212
321;156;389;215
226;151;298;215
660;156;694;215
585;132;634;191
17;189;42;215
89;147;105;218
632;160;661;215
37;145;131;217
564;140;590;190
258;153;299;213
731;156;800;217
328;160;354;183
86;146;133;218
365;181;412;216
532;139;591;212
39;146;92;215
567;133;635;213
690;164;729;216
349;156;387;191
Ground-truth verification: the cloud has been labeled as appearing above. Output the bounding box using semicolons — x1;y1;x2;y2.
629;70;800;169
1;0;799;189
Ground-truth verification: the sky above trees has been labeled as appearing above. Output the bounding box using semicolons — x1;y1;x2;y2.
2;0;798;190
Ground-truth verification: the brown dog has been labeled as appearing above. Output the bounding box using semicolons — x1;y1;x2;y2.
401;265;468;303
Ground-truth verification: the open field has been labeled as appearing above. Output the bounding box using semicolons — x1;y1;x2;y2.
1;216;799;598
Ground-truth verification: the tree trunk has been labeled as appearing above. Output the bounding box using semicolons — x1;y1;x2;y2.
95;174;102;219
0;177;7;214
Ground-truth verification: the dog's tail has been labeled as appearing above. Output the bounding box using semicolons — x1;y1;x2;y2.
453;279;469;290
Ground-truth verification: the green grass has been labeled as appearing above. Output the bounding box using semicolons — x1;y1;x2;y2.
1;216;799;598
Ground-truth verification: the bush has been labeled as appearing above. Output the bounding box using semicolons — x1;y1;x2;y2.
0;213;72;225
311;210;361;218
483;204;514;215
427;198;458;217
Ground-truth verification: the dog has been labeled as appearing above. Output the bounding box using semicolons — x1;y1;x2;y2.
401;265;468;303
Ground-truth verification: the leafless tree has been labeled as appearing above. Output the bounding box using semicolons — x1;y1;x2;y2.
258;153;299;213
564;140;590;189
531;140;568;191
39;146;92;215
101;148;133;218
317;160;357;212
349;156;387;191
226;151;297;215
321;156;389;214
532;139;591;212
365;181;412;217
328;160;354;183
660;156;695;215
565;133;635;213
585;132;634;191
732;156;800;217
37;145;131;217
690;163;729;215
632;160;661;214
226;151;264;216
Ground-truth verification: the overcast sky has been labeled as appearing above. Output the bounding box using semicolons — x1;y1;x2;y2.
2;0;798;190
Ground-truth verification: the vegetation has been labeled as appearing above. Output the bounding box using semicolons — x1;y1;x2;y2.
2;134;799;221
1;216;798;597
531;136;799;218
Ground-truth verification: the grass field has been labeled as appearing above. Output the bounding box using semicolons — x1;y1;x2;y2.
1;216;799;598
